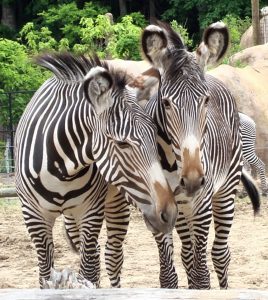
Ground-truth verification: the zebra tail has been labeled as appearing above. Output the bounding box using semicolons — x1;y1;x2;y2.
241;170;261;215
63;218;80;254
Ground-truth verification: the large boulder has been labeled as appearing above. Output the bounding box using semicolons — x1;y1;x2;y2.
209;44;268;165
107;59;150;76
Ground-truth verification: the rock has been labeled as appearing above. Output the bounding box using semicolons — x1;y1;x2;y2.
209;45;268;166
229;44;268;66
43;268;96;289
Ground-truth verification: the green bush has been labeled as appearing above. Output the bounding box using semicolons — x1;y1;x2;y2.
37;2;108;47
108;15;142;60
222;14;251;64
127;12;148;28
170;20;193;49
0;39;49;126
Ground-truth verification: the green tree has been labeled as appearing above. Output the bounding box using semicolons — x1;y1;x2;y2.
107;15;143;60
0;38;49;125
37;2;108;46
19;22;57;53
162;0;266;46
170;20;193;48
222;14;251;64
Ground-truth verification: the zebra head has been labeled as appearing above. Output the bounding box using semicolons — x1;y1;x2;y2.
82;60;178;233
141;21;229;197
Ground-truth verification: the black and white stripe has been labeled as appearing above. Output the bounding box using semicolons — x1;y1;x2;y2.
139;21;260;289
15;52;177;288
239;112;268;196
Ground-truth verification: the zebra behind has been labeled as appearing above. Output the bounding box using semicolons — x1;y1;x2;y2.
15;53;177;288
139;21;260;289
239;112;268;196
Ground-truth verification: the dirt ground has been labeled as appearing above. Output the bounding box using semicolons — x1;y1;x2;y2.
0;180;267;290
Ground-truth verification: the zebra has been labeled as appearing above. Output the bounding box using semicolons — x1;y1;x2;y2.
62;24;262;289
138;21;260;289
239;112;268;196
14;52;178;288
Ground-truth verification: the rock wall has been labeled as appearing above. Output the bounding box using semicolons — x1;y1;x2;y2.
209;44;268;165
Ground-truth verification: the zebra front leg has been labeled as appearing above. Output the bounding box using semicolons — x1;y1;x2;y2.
175;211;193;288
104;185;130;288
212;195;235;289
79;203;105;288
22;204;56;288
177;204;212;289
153;231;178;288
190;233;211;289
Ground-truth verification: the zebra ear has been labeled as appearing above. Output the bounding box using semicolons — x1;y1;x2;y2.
196;22;229;70
84;66;113;115
141;24;168;69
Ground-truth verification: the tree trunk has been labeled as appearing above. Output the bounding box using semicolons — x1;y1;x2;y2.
1;3;16;30
119;0;127;17
149;0;156;23
251;0;260;45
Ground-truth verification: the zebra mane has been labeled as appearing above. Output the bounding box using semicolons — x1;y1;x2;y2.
35;52;129;89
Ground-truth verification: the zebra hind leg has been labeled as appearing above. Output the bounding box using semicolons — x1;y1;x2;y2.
104;189;130;288
64;215;80;252
21;204;56;288
78;203;105;288
211;192;235;289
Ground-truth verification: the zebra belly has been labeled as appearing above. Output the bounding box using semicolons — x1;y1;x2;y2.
20;164;106;216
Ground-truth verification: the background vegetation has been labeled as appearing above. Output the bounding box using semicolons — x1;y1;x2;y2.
0;0;265;127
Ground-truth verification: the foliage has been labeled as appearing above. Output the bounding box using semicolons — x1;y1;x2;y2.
170;20;193;48
36;2;108;46
107;15;142;60
19;22;57;53
221;14;251;64
0;39;49;125
163;0;253;29
0;24;16;40
20;11;144;60
75;14;113;57
127;12;148;28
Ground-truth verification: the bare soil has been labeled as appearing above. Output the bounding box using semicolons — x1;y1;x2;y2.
0;187;267;290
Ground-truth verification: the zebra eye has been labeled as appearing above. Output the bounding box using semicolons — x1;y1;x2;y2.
116;141;131;149
163;98;171;109
204;95;210;106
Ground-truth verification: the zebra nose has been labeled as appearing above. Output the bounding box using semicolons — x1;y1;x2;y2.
180;175;205;196
160;211;168;224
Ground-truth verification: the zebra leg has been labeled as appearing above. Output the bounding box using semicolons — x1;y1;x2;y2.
251;158;268;196
64;215;81;252
104;185;130;288
177;202;212;289
211;192;235;289
21;204;56;288
175;211;193;288
78;202;105;288
153;231;178;288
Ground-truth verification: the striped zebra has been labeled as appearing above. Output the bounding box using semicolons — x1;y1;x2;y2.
14;53;178;288
138;21;260;289
239;112;268;196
